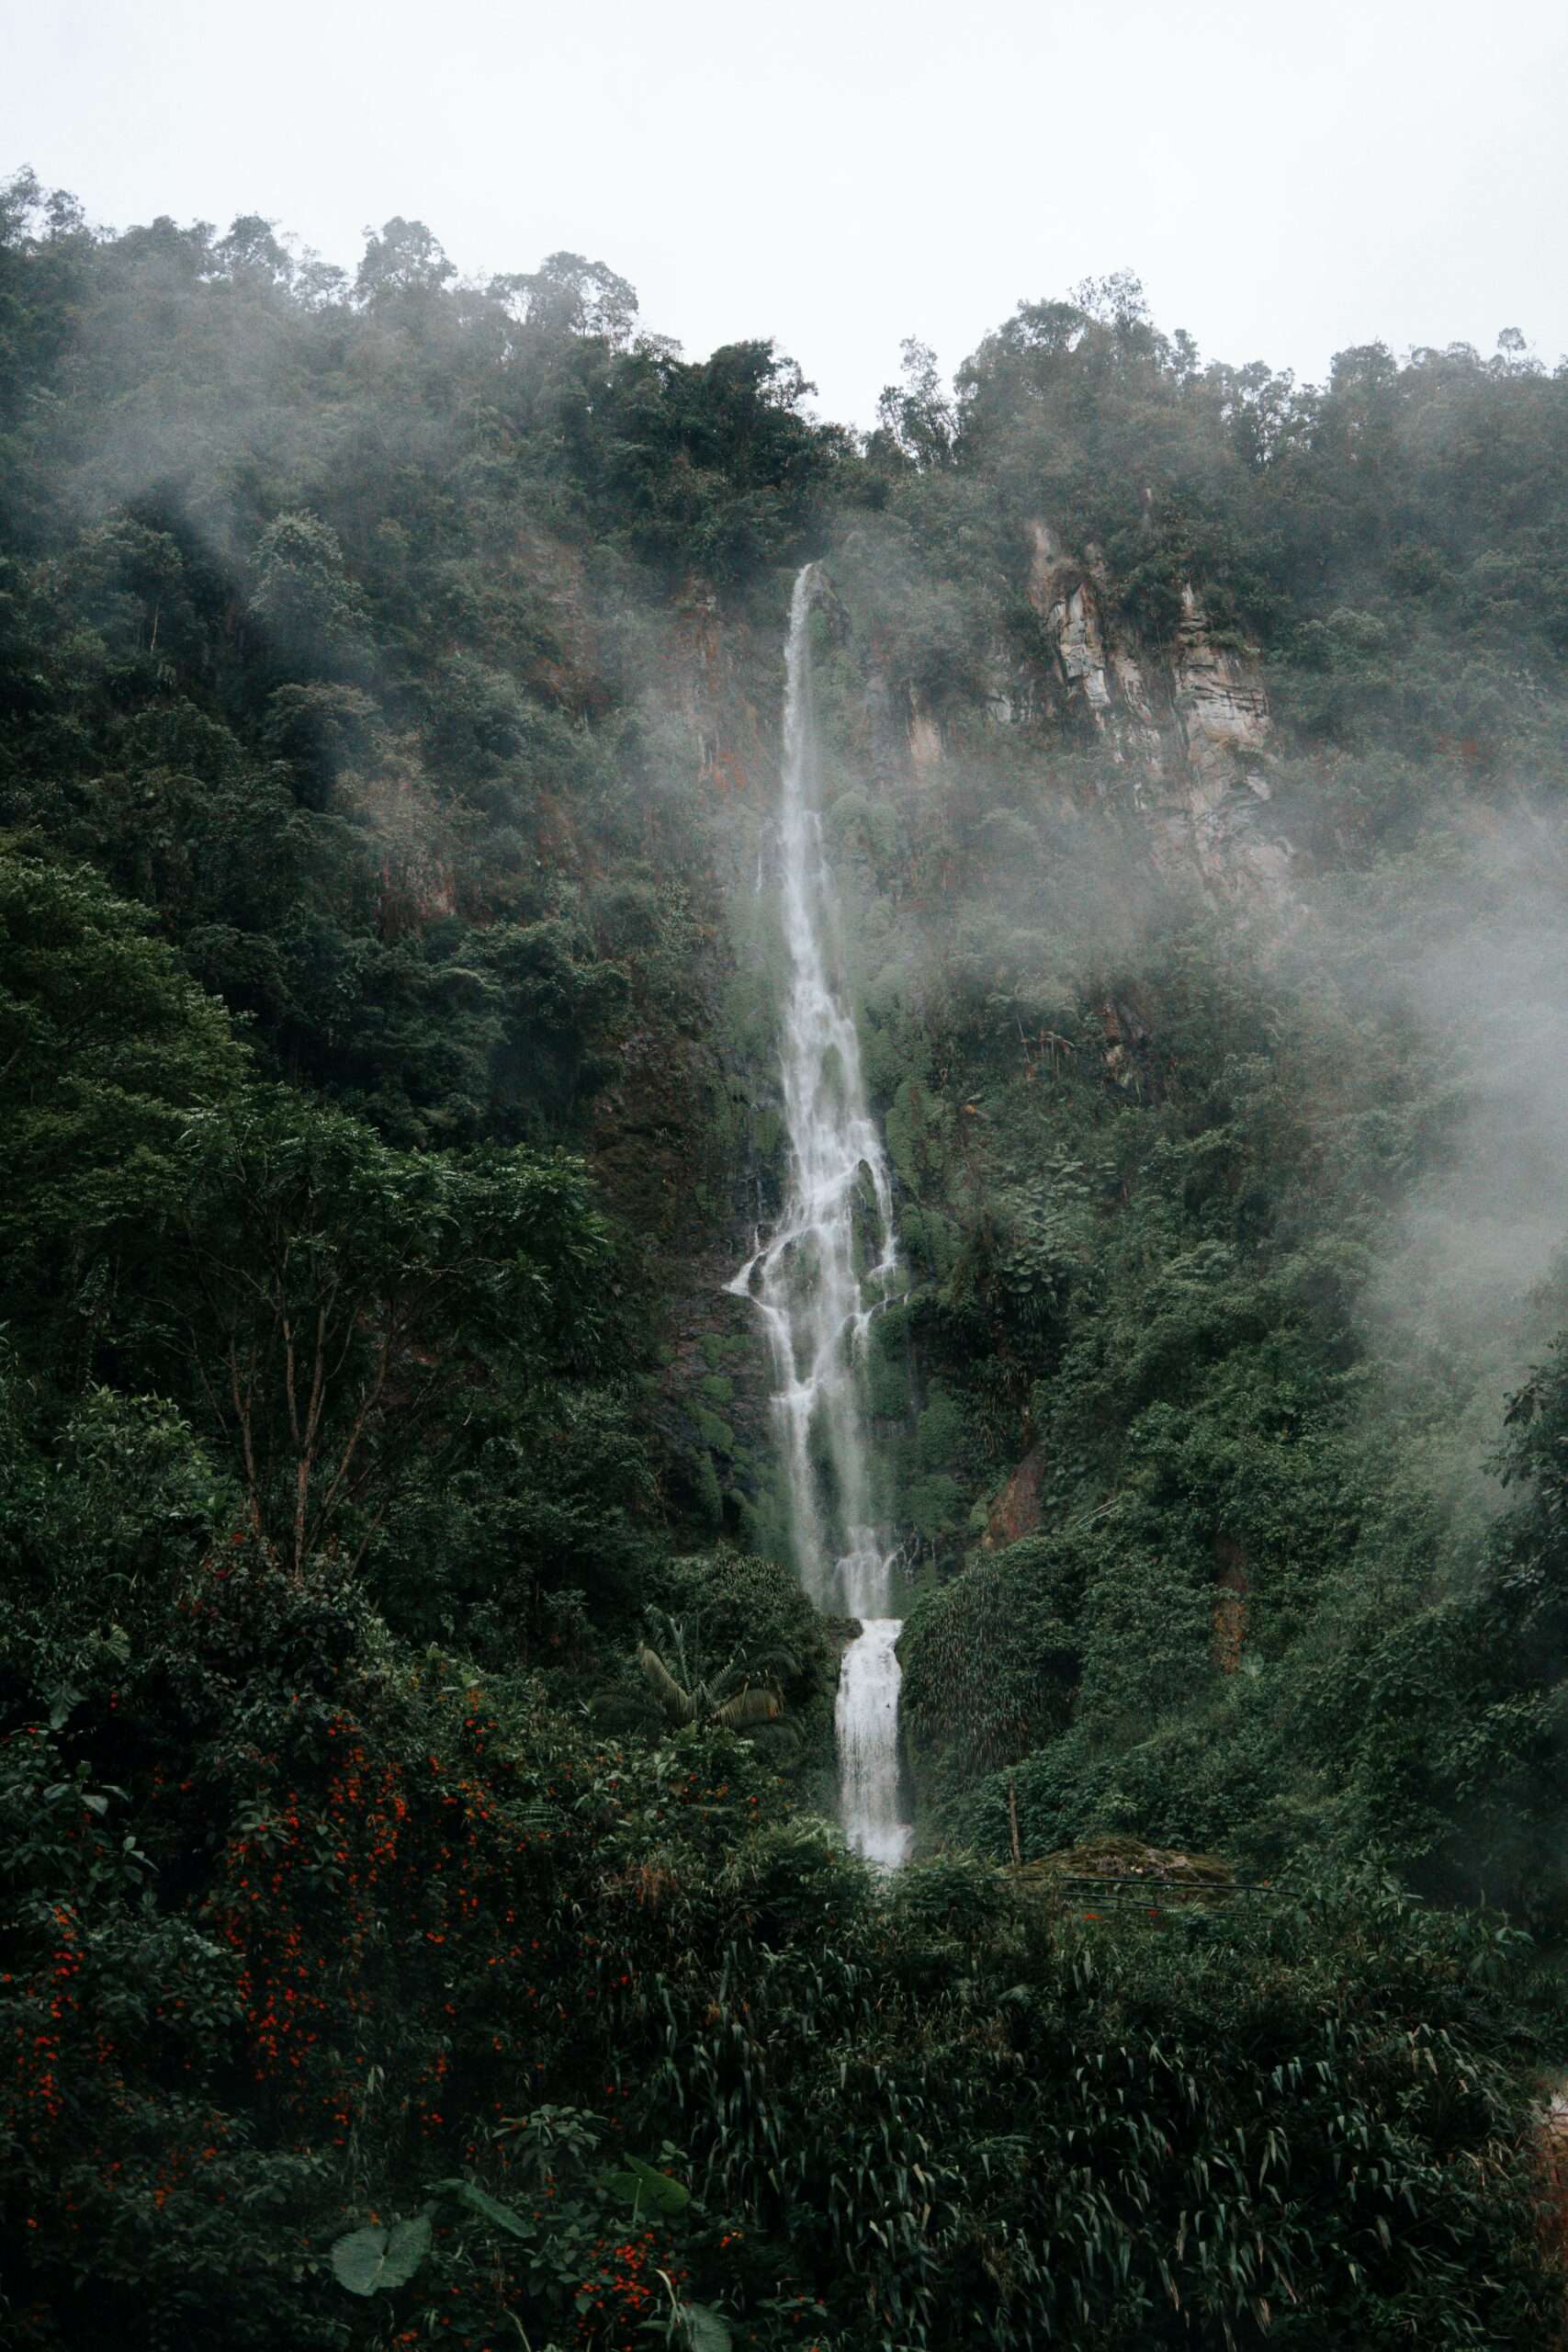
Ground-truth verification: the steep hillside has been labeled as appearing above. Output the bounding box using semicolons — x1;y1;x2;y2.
6;175;1568;2347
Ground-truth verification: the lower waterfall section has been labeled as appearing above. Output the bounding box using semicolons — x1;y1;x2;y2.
836;1620;913;1868
729;562;912;1867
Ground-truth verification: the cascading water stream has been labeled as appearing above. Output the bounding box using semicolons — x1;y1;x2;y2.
728;564;912;1868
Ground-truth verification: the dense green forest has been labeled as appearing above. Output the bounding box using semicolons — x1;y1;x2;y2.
6;165;1568;2346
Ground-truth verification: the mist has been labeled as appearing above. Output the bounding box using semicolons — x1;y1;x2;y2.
1353;808;1568;1482
7;0;1568;425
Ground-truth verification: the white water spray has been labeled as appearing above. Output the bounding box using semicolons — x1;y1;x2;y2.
728;565;912;1868
835;1620;911;1869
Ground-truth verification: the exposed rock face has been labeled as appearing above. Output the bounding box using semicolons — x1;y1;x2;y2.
1099;993;1156;1093
1021;522;1294;910
671;578;771;798
984;1446;1046;1548
907;689;943;775
512;523;608;716
1168;585;1292;905
1212;1537;1250;1675
1025;525;1165;777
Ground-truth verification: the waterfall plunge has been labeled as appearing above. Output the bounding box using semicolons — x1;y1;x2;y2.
728;565;912;1869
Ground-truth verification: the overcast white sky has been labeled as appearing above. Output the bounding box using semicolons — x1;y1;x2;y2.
5;0;1565;424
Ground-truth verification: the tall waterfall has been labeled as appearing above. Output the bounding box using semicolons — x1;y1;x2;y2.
728;564;912;1868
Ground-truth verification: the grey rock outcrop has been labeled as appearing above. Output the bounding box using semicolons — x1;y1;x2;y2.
1021;522;1293;909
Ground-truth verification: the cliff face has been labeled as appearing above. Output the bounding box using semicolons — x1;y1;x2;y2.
666;528;1294;926
648;539;1303;1555
671;577;775;801
1021;523;1292;907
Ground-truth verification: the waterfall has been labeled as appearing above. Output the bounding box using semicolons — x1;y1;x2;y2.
728;564;912;1869
835;1620;911;1868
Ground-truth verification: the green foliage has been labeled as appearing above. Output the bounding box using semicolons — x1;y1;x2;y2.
250;512;369;677
901;1534;1082;1795
0;172;785;1170
9;1519;1540;2351
6;165;1568;2351
331;2216;432;2296
582;338;844;582
0;847;246;1317
839;827;1568;1890
22;1563;1512;2352
601;2152;691;2218
662;1552;828;1692
637;1607;789;1734
160;1088;610;1570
